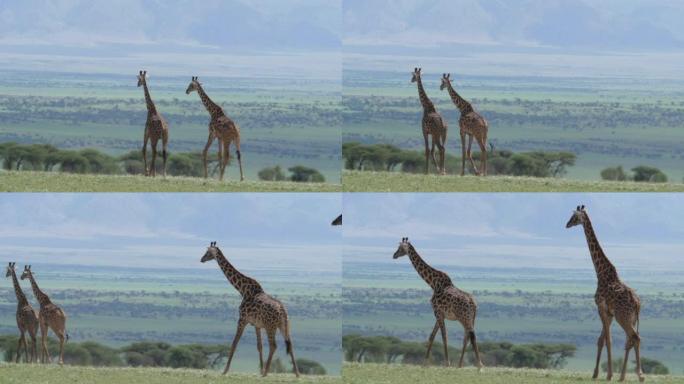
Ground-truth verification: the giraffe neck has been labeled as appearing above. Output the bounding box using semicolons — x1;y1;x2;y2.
214;249;264;298
446;82;474;114
196;85;223;118
27;273;52;307
142;82;157;114
10;270;29;307
581;216;619;284
407;244;451;291
416;77;436;113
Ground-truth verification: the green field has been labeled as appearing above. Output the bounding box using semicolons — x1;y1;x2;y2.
0;171;340;192
0;364;340;384
342;363;684;384
0;70;341;186
343;70;684;184
342;170;684;192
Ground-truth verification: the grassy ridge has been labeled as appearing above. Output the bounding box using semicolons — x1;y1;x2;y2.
0;171;340;192
342;363;684;384
342;171;684;192
0;364;340;384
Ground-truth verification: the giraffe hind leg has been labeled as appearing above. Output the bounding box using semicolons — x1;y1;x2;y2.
280;323;299;377
262;329;277;377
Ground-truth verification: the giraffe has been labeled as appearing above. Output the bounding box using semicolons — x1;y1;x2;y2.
440;73;488;176
137;70;169;177
331;214;342;226
393;238;483;370
411;68;448;175
186;77;244;181
566;205;644;382
201;242;298;377
20;265;68;365
5;262;39;363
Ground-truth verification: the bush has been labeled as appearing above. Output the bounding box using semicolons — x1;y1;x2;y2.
258;165;286;181
289;165;325;183
296;358;327;375
632;166;667;183
601;166;628;181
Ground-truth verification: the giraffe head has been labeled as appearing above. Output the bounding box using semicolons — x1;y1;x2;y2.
411;68;422;83
440;73;451;91
201;241;219;263
137;70;147;87
20;265;32;280
393;237;411;259
566;205;588;228
5;262;15;278
186;76;201;95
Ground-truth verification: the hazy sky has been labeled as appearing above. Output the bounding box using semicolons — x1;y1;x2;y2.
0;194;341;272
344;0;684;51
344;193;684;271
0;0;341;78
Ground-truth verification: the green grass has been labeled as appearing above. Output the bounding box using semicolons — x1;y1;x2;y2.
342;170;684;192
0;171;340;192
0;364;340;384
342;363;684;384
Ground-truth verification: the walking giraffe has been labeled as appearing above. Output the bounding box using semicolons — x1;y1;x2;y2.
393;238;483;369
137;70;169;177
411;68;448;174
5;262;39;363
201;242;298;376
566;205;644;382
440;74;488;176
186;77;244;181
20;265;68;365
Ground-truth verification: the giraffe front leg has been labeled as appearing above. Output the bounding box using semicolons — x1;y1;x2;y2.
202;131;215;179
223;319;246;375
424;320;440;366
142;131;149;176
459;131;466;176
161;135;168;178
439;319;450;367
478;138;487;176
262;329;277;377
255;327;264;375
423;132;430;175
467;134;479;175
15;331;25;363
150;140;158;177
40;321;50;364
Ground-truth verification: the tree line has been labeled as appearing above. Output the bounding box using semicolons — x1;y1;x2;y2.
0;335;326;375
342;334;576;369
342;334;669;374
0;142;325;182
343;142;576;177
